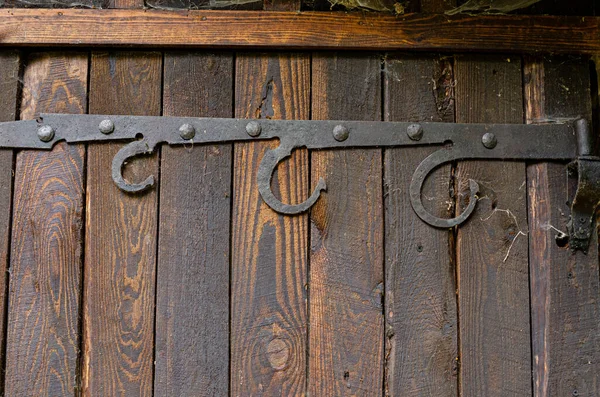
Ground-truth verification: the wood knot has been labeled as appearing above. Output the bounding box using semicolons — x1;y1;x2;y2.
266;338;289;371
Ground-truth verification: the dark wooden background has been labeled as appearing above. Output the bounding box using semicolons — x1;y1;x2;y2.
0;1;598;397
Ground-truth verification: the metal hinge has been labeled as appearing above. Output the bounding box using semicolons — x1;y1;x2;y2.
0;115;598;252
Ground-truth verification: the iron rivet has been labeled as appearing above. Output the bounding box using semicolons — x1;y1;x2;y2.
37;125;55;142
99;119;115;135
246;121;262;137
179;123;196;140
482;132;497;149
333;125;349;142
407;123;423;141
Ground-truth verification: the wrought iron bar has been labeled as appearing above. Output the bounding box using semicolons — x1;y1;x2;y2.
0;114;597;252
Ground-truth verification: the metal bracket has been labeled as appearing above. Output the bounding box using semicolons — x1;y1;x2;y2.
0;114;597;252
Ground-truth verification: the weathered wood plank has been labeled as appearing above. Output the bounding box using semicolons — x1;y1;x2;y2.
4;52;87;397
525;56;600;397
0;50;19;394
383;54;457;397
83;51;161;396
231;53;309;396
309;53;384;396
1;10;600;54
154;51;233;397
454;55;531;397
1;0;108;8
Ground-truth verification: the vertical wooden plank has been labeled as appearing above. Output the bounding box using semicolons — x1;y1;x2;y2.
154;52;233;396
454;55;531;397
4;52;87;396
231;53;310;396
525;56;600;397
0;51;20;394
83;52;161;396
309;53;384;396
383;54;458;396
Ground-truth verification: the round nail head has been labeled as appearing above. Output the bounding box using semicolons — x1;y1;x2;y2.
333;125;349;142
407;123;423;141
179;123;196;140
482;132;497;149
37;125;55;142
246;121;261;137
99;119;115;135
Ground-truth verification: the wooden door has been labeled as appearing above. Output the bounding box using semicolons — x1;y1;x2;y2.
0;49;598;397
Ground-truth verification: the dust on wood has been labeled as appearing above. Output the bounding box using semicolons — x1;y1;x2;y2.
5;52;87;396
383;54;458;396
231;53;309;395
154;52;233;396
83;51;161;396
454;55;532;396
0;50;19;396
309;53;384;395
525;55;600;397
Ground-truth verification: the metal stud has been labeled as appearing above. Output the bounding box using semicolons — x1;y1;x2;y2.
37;125;55;142
99;119;115;135
333;125;349;142
407;123;423;141
246;121;262;137
179;123;196;140
482;132;497;149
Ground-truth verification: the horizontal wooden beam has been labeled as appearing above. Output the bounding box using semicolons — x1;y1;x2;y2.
0;9;598;54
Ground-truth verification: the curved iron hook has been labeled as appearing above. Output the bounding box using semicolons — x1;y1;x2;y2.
112;138;157;193
258;139;326;215
410;147;480;228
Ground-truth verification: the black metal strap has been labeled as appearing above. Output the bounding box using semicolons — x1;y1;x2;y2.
0;114;597;252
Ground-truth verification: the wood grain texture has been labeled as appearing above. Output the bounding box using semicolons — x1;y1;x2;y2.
525;56;600;397
309;53;384;396
1;10;600;54
83;51;161;397
383;54;457;397
4;52;87;397
454;55;531;397
0;50;19;394
154;52;233;397
231;53;309;396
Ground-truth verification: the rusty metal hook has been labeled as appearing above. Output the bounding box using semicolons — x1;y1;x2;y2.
111;138;157;193
409;147;479;228
258;139;326;215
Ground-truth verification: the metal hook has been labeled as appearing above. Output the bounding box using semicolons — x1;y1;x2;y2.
410;147;480;228
112;138;157;193
258;139;326;215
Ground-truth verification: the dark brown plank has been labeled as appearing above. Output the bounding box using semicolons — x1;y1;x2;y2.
1;10;600;55
454;55;531;397
82;51;161;396
231;53;309;396
0;50;19;394
309;53;384;395
154;52;233;396
383;54;457;396
525;56;600;397
4;52;87;396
